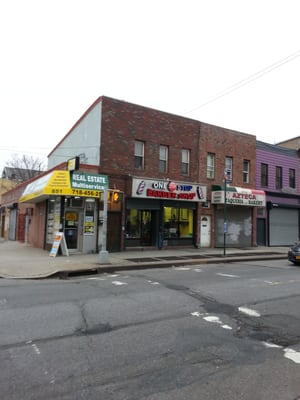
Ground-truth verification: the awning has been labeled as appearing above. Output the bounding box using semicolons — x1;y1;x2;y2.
212;185;266;207
19;171;109;203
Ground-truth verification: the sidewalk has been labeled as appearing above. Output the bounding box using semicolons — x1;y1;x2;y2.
0;239;288;279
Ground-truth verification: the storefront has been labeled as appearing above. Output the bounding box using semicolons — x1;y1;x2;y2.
212;185;266;247
19;170;108;253
125;178;207;248
265;197;300;246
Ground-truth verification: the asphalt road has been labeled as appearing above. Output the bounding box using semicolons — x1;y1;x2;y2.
1;258;300;399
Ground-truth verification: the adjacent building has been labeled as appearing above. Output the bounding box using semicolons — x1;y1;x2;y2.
256;140;300;246
0;167;44;241
199;123;264;248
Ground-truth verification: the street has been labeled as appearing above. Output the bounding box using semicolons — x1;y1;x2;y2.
1;258;300;399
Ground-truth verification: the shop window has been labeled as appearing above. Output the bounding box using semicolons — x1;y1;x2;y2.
70;197;84;208
84;199;95;235
46;197;61;244
163;207;193;239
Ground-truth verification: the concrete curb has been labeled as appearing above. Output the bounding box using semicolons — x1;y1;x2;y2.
56;253;288;279
0;251;288;280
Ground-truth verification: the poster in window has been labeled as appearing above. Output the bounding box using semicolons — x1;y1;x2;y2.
84;216;94;235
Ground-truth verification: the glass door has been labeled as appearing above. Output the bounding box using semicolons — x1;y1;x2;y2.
141;210;152;246
126;209;157;247
64;210;79;249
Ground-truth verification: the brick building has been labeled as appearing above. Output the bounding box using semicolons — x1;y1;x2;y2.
2;96;265;253
198;122;263;248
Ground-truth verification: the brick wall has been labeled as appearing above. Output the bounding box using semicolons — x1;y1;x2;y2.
199;122;256;196
100;97;201;191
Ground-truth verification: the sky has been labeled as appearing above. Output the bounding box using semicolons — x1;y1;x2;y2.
1;0;300;173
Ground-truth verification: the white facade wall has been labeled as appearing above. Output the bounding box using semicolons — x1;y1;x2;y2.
47;102;102;169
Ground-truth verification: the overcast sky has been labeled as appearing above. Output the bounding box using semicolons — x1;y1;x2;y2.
1;0;300;172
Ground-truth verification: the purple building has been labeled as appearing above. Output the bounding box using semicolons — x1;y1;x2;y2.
256;141;300;246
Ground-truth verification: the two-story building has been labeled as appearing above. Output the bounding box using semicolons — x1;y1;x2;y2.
2;96;265;253
256;140;300;246
47;96;207;251
199;123;264;248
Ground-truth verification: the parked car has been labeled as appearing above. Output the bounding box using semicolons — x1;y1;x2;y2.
288;242;300;265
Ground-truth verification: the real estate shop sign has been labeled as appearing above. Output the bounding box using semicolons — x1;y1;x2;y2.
132;178;207;202
71;172;109;195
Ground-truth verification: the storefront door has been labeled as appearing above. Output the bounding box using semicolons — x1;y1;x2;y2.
200;216;211;247
1;215;5;237
141;210;152;246
8;209;17;241
125;209;158;247
64;209;83;250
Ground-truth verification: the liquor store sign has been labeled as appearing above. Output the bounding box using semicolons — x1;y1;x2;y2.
132;178;207;202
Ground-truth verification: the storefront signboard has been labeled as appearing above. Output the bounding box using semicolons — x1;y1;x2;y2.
212;186;266;207
132;178;207;202
49;232;69;257
19;171;109;202
71;172;109;193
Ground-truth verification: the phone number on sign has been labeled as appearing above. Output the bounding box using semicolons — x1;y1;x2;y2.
72;189;100;197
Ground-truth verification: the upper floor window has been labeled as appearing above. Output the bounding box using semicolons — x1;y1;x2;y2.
225;156;233;181
181;149;190;175
159;145;168;173
207;153;215;179
261;163;268;187
289;168;296;189
134;140;144;169
275;166;282;190
243;160;250;183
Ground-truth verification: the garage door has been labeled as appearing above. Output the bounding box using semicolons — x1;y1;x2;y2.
215;207;252;247
269;208;299;246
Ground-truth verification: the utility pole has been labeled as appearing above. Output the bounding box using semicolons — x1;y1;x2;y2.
223;168;230;256
99;188;109;263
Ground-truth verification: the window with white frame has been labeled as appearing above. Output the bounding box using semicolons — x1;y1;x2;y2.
225;156;233;181
243;160;250;183
134;140;144;169
207;153;215;179
159;145;168;173
181;149;190;175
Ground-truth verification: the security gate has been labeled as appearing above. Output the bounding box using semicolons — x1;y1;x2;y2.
269;208;299;246
8;209;17;241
